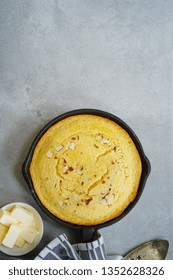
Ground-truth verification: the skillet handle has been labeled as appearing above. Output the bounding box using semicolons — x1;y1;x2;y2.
80;227;96;243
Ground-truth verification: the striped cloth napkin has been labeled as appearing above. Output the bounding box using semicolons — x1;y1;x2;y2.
35;232;122;260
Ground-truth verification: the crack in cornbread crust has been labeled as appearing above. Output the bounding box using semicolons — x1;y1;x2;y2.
30;115;142;225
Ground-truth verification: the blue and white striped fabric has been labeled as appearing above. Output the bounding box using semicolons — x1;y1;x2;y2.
35;232;107;260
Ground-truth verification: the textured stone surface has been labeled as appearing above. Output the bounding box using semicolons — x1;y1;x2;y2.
0;0;172;259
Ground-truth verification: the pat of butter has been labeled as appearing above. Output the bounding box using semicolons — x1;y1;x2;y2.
15;236;25;248
2;224;21;248
10;206;34;226
0;223;9;244
0;209;18;226
19;226;39;244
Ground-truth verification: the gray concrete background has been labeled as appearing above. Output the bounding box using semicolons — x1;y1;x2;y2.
0;0;172;259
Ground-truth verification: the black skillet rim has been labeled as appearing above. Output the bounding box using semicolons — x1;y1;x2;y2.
22;109;151;230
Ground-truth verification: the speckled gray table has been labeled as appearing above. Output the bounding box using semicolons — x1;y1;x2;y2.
0;0;172;259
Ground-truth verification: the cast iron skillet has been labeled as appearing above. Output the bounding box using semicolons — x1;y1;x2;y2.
22;109;151;242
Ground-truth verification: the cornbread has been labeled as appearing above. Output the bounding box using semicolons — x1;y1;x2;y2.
30;114;142;225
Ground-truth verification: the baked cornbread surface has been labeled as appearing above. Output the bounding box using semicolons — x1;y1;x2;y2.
30;114;142;226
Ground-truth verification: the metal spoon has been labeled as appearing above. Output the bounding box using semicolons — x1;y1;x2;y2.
123;239;169;260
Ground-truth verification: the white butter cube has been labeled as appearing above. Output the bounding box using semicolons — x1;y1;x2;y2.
0;223;9;244
19;226;38;244
2;224;21;248
15;236;25;248
0;209;18;226
10;206;34;226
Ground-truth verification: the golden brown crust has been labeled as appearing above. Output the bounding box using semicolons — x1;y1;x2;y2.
30;114;142;225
